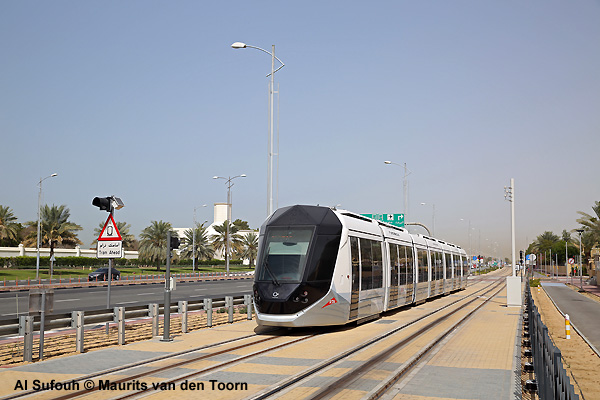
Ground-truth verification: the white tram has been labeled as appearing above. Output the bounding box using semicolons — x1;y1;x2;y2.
253;205;469;327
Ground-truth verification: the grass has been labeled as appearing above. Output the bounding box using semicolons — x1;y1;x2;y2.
0;265;254;282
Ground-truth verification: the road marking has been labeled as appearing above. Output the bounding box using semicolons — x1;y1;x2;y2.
189;295;204;298
117;301;138;305
55;299;80;302
137;293;156;296
195;289;208;291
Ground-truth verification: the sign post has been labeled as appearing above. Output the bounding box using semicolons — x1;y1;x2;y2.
97;213;122;333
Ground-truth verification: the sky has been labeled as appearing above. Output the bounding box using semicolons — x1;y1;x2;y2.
1;1;599;260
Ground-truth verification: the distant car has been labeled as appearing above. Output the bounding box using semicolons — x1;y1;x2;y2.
88;267;121;281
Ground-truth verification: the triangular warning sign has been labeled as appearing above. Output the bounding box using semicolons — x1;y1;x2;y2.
98;214;122;241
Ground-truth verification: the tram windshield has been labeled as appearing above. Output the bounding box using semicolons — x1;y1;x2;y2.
256;228;313;284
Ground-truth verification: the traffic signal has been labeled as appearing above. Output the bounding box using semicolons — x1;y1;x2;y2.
169;236;180;250
519;250;524;263
92;197;112;212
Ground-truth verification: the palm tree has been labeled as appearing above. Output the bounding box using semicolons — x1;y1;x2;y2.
23;204;83;249
576;201;600;252
180;223;214;265
139;221;176;269
0;205;20;246
211;221;242;266
530;231;560;254
239;232;259;267
92;220;137;250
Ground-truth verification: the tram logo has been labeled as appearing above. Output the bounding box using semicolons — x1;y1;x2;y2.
322;297;338;308
272;292;279;298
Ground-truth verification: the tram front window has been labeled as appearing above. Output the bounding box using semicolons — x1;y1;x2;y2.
257;228;313;283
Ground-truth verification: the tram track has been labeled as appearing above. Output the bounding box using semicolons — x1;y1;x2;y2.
250;275;507;399
4;272;509;400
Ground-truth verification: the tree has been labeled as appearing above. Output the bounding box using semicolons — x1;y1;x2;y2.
179;223;214;265
576;201;600;258
139;221;176;269
92;221;137;250
239;232;259;267
211;221;242;266
23;204;83;249
233;219;250;231
0;205;20;246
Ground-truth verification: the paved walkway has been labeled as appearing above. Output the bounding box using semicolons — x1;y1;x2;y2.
541;281;600;353
0;276;523;399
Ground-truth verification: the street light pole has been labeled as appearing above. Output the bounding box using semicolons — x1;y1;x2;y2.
213;175;246;275
36;173;57;280
419;202;435;236
231;42;284;217
384;161;411;222
576;229;584;291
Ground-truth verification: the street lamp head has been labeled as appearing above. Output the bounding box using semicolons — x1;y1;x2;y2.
213;176;219;180
240;174;247;178
384;161;392;164
420;202;426;205
50;173;58;177
231;42;247;49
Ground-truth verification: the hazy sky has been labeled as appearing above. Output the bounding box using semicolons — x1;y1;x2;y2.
1;1;598;260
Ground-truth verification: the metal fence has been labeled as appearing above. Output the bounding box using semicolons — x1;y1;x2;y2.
525;285;578;400
2;294;253;364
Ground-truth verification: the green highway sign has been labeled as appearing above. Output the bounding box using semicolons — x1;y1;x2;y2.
361;213;405;227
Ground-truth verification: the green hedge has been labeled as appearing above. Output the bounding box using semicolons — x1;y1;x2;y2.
0;256;242;269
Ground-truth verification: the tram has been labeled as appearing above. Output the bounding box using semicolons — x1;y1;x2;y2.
253;205;468;327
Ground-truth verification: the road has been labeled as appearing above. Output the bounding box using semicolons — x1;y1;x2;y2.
0;279;254;319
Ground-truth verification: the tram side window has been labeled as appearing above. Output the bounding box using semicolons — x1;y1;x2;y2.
405;246;414;285
398;245;407;286
372;241;383;289
435;252;443;280
360;239;373;290
445;253;452;279
390;244;399;287
306;235;341;282
417;249;428;283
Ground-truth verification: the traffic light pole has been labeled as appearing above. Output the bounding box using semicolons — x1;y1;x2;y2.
162;231;172;342
106;208;114;335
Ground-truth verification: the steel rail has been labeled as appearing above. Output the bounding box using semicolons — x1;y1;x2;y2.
247;272;509;400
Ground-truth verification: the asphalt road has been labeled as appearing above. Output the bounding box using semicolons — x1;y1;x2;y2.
0;279;254;319
541;282;600;352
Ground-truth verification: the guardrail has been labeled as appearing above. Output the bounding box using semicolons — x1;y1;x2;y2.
524;285;578;399
2;294;253;363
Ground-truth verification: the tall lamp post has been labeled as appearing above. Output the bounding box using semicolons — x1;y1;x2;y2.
420;202;435;236
213;174;246;276
36;173;58;280
231;42;285;217
192;205;207;273
576;229;584;291
384;161;411;222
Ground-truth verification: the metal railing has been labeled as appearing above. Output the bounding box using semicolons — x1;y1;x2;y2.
525;285;578;400
2;294;253;363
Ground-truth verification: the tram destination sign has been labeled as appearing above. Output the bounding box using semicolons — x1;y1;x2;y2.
361;213;405;227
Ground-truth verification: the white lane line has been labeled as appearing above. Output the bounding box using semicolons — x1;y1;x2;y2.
195;289;208;291
137;293;156;296
55;299;80;302
117;301;139;305
189;295;205;298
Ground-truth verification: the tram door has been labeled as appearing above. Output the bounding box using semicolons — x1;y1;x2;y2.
349;236;360;320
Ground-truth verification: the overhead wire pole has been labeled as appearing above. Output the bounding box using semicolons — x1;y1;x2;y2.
504;178;521;306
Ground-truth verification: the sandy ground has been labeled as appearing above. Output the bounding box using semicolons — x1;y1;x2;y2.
532;285;600;400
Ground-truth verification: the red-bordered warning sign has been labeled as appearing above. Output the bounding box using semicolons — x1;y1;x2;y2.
98;214;122;241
